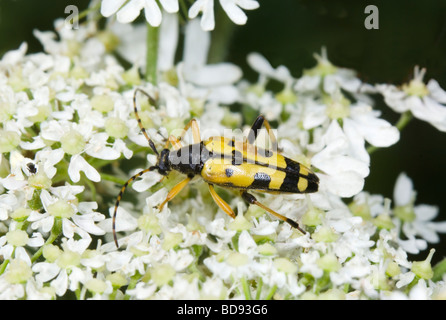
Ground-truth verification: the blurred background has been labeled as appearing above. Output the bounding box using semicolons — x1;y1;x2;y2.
1;0;446;262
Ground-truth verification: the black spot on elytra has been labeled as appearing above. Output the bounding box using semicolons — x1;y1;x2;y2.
251;172;271;190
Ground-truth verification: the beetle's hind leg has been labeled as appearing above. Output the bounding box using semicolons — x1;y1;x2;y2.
240;191;307;235
247;115;278;151
208;184;236;219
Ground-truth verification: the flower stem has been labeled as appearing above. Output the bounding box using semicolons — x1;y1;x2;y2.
241;277;252;300
31;218;63;263
255;277;263;300
145;23;159;85
100;173;126;185
208;5;235;63
265;285;277;300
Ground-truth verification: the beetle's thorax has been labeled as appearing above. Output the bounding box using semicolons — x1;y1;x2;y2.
168;142;211;176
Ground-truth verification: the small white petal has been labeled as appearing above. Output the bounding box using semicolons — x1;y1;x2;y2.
100;0;127;17
117;0;145;23
220;0;248;25
68;154;101;183
144;0;162;26
159;0;179;13
393;172;413;206
427;79;446;104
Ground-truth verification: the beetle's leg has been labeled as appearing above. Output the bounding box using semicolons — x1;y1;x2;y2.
208;184;236;219
158;176;193;211
165;135;182;150
164;119;201;150
240;191;306;235
178;118;201;144
113;165;159;248
247;115;278;151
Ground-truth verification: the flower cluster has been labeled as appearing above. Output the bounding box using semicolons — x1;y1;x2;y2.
1;3;446;300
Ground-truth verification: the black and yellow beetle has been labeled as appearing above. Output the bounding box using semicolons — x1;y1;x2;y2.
112;88;319;247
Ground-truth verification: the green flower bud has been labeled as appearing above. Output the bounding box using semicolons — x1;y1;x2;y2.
274;257;298;274
106;273;127;289
312;226;339;243
0;130;20;153
226;252;249;267
57;250;81;270
60;129;86;155
138;213;162;235
28;171;52;190
85;279;108;294
229;214;253;231
412;249;435;280
162;232;183;251
6;229;29;247
10;207;31;222
5;259;32;284
47;200;75;219
105;117;129;139
150;264;176;287
43;244;62;263
91;94;114;113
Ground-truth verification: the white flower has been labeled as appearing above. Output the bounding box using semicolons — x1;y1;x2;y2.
295;47;362;95
392;172;446;250
376;66;446;132
189;0;259;31
303;99;400;163
29;186;105;241
311;120;369;197
100;0;179;26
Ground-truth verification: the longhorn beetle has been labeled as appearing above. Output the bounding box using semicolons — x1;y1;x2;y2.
112;88;319;247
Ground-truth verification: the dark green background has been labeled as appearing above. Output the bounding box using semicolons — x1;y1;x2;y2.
1;0;446;261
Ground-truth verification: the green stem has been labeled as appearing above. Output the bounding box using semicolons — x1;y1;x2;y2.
265;284;277;300
31;218;63;263
241;277;252;300
255;277;263;300
0;259;10;276
100;173;126;185
207;5;235;63
145;23;159;84
124;273;141;300
367;111;412;155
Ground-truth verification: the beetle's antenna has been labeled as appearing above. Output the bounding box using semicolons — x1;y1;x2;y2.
133;88;159;156
113;165;159;248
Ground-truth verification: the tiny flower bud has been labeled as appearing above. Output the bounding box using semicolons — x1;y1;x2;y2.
85;279;108;294
411;249;435;280
105;117;129;139
60;129;86;155
91;94;114;113
0;130;20;153
274;257;298;274
6;229;29;247
150;264;175;287
5;259;32;284
226;252;249;267
47;199;75;218
162;232;183;251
